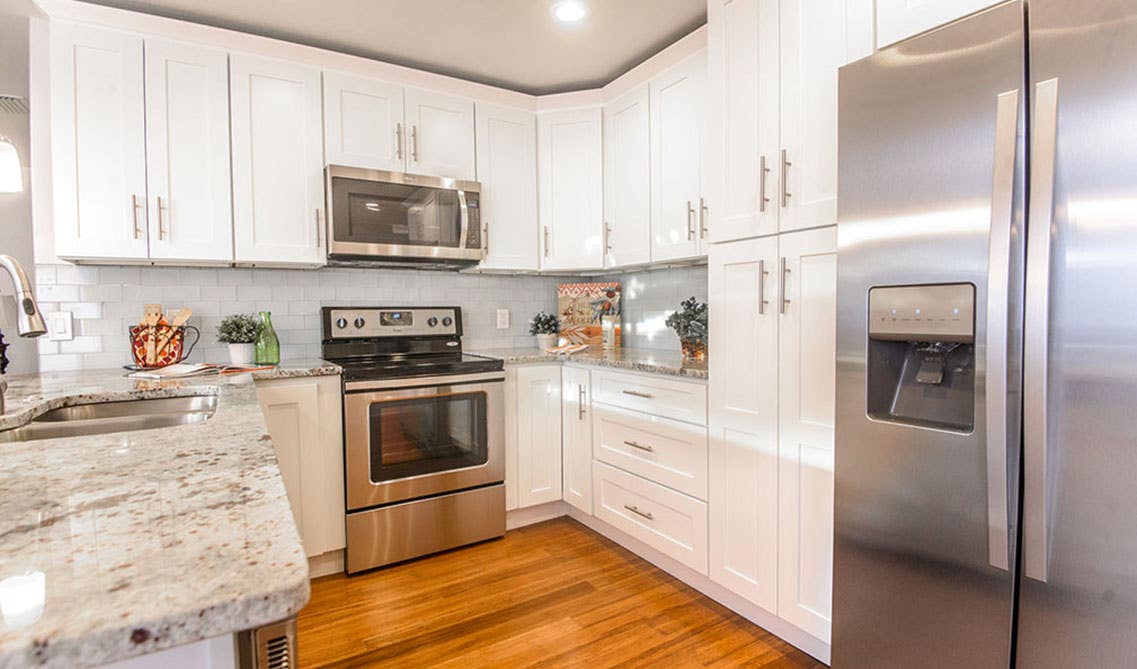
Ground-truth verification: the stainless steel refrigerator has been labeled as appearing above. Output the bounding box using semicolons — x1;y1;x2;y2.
834;0;1137;666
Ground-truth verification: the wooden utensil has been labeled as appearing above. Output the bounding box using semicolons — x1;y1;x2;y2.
143;303;162;366
155;307;192;357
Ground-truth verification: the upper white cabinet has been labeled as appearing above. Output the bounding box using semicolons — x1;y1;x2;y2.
562;365;593;514
230;54;326;266
404;88;476;180
322;71;405;172
515;364;563;508
603;86;651;268
475;102;539;271
50;22;149;261
876;0;1003;48
537;107;604;271
144;38;233;263
651;51;708;262
708;0;865;242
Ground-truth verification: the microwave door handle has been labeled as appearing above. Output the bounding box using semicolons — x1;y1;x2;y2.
457;189;470;249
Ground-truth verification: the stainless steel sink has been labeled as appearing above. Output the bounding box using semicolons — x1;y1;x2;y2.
0;394;218;443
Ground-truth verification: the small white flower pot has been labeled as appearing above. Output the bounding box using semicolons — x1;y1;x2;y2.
536;333;557;350
228;342;255;365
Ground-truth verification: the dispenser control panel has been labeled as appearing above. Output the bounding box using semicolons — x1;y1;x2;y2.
868;283;975;343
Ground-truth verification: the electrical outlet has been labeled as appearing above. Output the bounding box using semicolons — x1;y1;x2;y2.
496;309;510;330
48;311;73;341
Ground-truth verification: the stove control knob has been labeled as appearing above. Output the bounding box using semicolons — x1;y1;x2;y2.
335;317;348;329
354;317;366;329
442;316;453;327
427;317;439;327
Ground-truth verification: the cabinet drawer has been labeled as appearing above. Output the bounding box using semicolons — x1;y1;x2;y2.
594;403;708;500
591;370;707;425
593;461;708;574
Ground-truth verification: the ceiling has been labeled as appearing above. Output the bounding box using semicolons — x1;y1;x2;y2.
77;0;707;95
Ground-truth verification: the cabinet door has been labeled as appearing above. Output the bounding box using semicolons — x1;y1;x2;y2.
323;71;406;172
537;107;604;270
776;225;837;641
707;236;780;611
50;22;148;261
404;88;475;180
603;86;651;268
516;364;563;507
777;0;846;233
562;366;593;514
707;0;780;244
876;0;1002;48
651;52;708;262
475;103;539;271
230;54;325;266
144;38;232;263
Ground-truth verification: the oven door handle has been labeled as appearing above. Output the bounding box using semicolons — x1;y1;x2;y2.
458;189;470;250
345;370;505;392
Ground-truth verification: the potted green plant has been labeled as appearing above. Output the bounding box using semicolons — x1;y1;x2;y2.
665;296;708;361
529;311;560;350
217;313;261;365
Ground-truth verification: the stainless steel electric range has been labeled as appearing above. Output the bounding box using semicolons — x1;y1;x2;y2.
320;306;505;574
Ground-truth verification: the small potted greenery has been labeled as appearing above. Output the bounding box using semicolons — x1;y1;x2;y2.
217;313;262;365
529;311;560;350
665;296;708;361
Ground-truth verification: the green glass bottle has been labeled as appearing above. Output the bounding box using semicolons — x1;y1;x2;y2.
254;311;280;365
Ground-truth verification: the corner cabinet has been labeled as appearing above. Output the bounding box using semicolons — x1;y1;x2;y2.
475;103;539;271
603;86;652;269
230;54;326;266
561;365;593;514
537;107;605;271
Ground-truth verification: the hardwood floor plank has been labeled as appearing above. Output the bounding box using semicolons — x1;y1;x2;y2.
298;517;824;668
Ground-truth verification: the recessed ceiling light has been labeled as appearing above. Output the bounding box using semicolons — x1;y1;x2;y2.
552;0;589;24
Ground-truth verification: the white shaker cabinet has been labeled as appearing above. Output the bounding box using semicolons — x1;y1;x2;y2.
561;365;593;514
651;51;708;262
603;86;651;268
404;88;476;181
775;225;837;642
144;38;233;263
537;107;605;271
475;103;539;271
230;54;326;266
322;71;405;172
876;0;1003;49
707;236;780;612
50;22;149;261
514;364;563;507
255;375;345;559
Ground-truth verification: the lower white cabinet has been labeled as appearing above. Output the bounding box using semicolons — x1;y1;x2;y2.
513;364;563;507
593;402;708;501
561;365;592;514
593;461;709;574
255;375;344;559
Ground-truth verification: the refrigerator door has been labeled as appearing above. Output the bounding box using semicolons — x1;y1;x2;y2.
833;2;1025;667
1018;0;1137;665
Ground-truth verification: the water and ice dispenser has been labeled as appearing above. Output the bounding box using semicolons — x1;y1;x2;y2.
866;283;976;432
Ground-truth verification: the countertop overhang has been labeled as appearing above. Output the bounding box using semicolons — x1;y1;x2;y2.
467;347;708;380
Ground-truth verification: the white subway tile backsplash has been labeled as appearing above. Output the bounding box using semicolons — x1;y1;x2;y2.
36;284;80;303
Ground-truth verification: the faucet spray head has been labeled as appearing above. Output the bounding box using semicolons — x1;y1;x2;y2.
0;255;45;337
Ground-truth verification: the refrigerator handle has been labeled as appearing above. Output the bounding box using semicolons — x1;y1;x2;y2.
984;88;1020;572
1024;78;1060;583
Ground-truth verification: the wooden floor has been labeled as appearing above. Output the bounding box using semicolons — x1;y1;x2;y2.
298;517;824;668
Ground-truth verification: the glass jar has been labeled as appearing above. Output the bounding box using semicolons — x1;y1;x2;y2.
254;311;280;365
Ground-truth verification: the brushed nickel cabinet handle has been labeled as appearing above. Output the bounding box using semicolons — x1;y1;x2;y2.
131;194;144;239
483;221;489;256
780;148;792;208
605;222;613;253
395;122;404;160
411;124;419;162
578;384;586;420
156;195;167;240
315;209;322;247
543;226;551;258
624;504;654;521
623;439;654;453
622;389;654;399
779;256;790;314
758;259;769;314
699;197;708;239
759;155;770;212
686;200;696;240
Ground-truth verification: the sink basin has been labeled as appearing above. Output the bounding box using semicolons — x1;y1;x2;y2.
0;394;218;443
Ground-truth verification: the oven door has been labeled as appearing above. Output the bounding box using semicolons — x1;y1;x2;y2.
343;371;504;510
326;166;482;262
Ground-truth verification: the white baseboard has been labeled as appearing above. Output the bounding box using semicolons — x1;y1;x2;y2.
506;500;571;529
308;550;345;579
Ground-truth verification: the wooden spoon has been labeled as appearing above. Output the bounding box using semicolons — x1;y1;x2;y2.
156;307;192;357
143;303;162;366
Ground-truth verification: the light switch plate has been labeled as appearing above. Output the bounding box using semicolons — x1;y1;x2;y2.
496;309;510;330
48;311;73;341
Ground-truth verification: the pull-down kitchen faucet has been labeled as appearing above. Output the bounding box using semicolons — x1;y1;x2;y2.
0;254;45;414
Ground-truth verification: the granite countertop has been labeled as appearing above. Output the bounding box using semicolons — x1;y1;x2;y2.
469;348;707;380
0;360;340;668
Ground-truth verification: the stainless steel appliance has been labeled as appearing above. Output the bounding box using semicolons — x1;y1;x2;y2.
835;1;1137;666
322;306;505;573
325;166;483;267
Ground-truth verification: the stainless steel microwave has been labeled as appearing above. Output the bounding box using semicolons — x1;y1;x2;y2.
325;166;483;266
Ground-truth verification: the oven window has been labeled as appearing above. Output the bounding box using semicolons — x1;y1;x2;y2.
368;391;488;482
331;177;462;248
